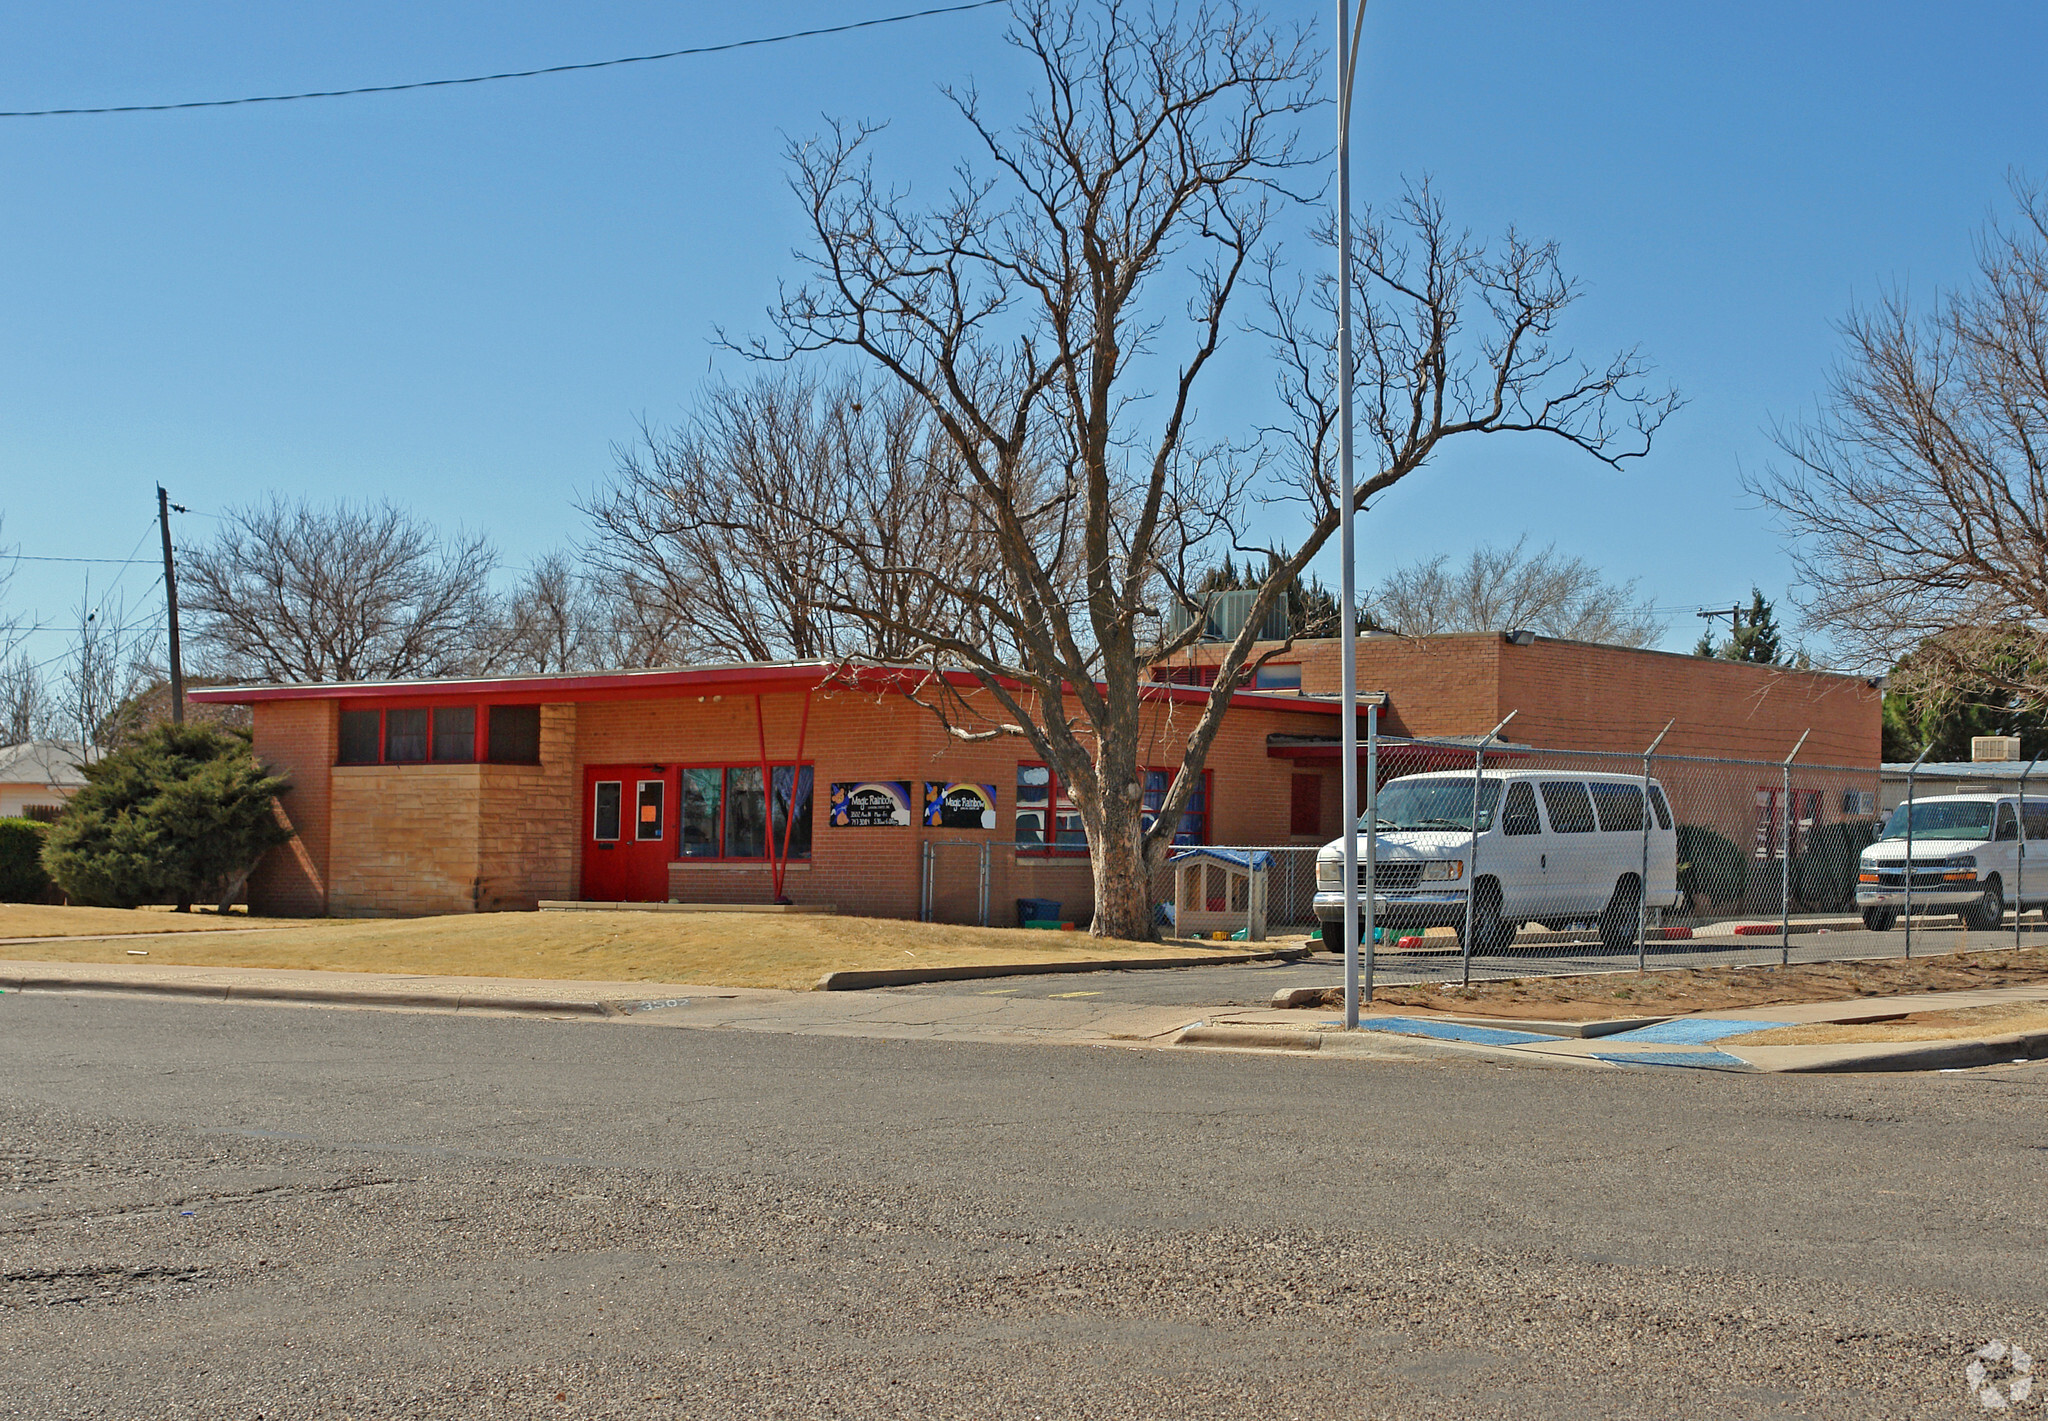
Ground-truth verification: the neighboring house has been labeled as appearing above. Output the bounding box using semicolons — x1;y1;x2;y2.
0;740;88;820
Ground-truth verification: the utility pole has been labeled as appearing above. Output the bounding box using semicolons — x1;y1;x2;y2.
157;486;186;725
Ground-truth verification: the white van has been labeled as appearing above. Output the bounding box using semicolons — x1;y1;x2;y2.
1855;794;2048;930
1313;769;1681;952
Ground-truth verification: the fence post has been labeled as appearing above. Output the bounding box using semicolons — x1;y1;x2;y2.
2020;757;2039;952
1462;711;1518;986
1363;701;1379;1005
1637;720;1674;974
1904;744;1929;960
1780;729;1811;967
920;839;932;924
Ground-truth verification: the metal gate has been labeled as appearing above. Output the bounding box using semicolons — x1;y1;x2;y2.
919;839;991;925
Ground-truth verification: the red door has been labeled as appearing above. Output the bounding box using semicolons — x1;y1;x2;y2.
582;765;673;902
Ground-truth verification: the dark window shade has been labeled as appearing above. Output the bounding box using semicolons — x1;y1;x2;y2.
385;708;428;763
432;706;475;762
338;710;380;765
487;705;541;764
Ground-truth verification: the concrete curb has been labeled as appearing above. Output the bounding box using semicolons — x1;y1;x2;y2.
0;971;616;1018
815;946;1307;991
1172;1025;1322;1051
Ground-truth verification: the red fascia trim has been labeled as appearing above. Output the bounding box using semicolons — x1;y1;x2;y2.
190;661;1347;715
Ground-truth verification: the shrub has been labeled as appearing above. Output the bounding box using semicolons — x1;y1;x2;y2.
1794;819;1881;912
41;725;294;910
1675;823;1748;909
0;817;50;902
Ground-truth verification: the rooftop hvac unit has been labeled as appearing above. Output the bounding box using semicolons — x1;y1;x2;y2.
1165;588;1290;644
1972;735;2023;762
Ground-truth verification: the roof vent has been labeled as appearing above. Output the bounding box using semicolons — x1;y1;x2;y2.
1971;735;2022;762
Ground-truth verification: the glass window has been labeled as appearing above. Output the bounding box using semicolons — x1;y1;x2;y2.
2024;800;2048;842
1019;764;1206;853
1502;782;1541;836
1997;803;2020;841
592;781;622;841
1649;785;1672;831
1252;664;1302;691
635;779;666;842
1877;800;1993;842
338;710;380;765
1015;765;1051;848
771;765;815;860
384;708;428;764
487;705;541;764
432;706;475;763
1589;782;1644;833
1362;776;1503;832
1539;781;1596;834
1142;769;1208;845
725;767;766;858
680;768;723;858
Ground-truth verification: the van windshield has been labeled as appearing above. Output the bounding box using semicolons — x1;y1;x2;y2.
1361;778;1502;833
1878;801;1993;842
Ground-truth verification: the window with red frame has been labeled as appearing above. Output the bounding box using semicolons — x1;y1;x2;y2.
1754;787;1822;859
1014;763;1208;853
676;764;815;862
335;704;541;766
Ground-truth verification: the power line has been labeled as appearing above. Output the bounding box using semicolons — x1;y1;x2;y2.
10;555;157;564
0;1;1007;119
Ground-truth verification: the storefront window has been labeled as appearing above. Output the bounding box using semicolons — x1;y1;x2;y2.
1016;764;1207;854
676;764;813;861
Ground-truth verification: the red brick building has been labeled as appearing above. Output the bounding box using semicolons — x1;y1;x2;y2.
193;663;1350;922
194;637;1881;922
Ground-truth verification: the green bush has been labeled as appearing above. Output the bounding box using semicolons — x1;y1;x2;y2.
1794;819;1881;912
41;725;295;910
1676;823;1748;909
0;817;51;902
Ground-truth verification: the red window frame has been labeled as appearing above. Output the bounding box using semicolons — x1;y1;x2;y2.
672;761;816;864
1014;762;1209;857
334;700;543;767
1754;786;1822;859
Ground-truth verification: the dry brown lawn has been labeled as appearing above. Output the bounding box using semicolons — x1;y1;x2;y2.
0;904;332;938
1318;947;2048;1021
1735;1000;2048;1046
0;908;1242;991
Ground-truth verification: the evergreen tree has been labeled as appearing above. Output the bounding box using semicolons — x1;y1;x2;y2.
42;724;294;911
1189;549;1348;637
1694;588;1785;664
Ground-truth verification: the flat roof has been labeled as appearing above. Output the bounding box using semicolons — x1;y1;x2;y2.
187;659;1348;715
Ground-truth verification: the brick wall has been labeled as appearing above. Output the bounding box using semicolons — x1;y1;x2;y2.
1164;632;1879;767
477;704;578;910
248;699;336;916
329;764;484;916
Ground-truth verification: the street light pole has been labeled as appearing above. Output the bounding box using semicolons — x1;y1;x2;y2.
1337;0;1370;1030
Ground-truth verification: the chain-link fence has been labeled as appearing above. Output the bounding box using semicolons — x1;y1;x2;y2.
1162;737;2048;985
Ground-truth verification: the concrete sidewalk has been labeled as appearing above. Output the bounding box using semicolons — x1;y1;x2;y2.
6;956;2044;1072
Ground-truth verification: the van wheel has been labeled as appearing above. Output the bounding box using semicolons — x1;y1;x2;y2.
1963;877;2004;931
1459;882;1512;955
1598;877;1641;953
1860;906;1896;932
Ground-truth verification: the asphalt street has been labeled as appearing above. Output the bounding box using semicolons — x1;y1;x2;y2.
3;990;2044;1419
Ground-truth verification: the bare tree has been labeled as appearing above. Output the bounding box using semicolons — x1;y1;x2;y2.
0;656;59;745
1367;537;1664;646
502;551;611;674
735;0;1673;939
583;370;986;665
181;498;503;683
61;586;158;759
1750;179;2048;707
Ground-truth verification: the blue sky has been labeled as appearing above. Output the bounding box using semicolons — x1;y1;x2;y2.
2;0;2042;671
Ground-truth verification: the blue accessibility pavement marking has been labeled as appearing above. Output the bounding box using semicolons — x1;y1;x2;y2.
1599;1018;1790;1045
1592;1049;1756;1071
1349;1016;1557;1047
